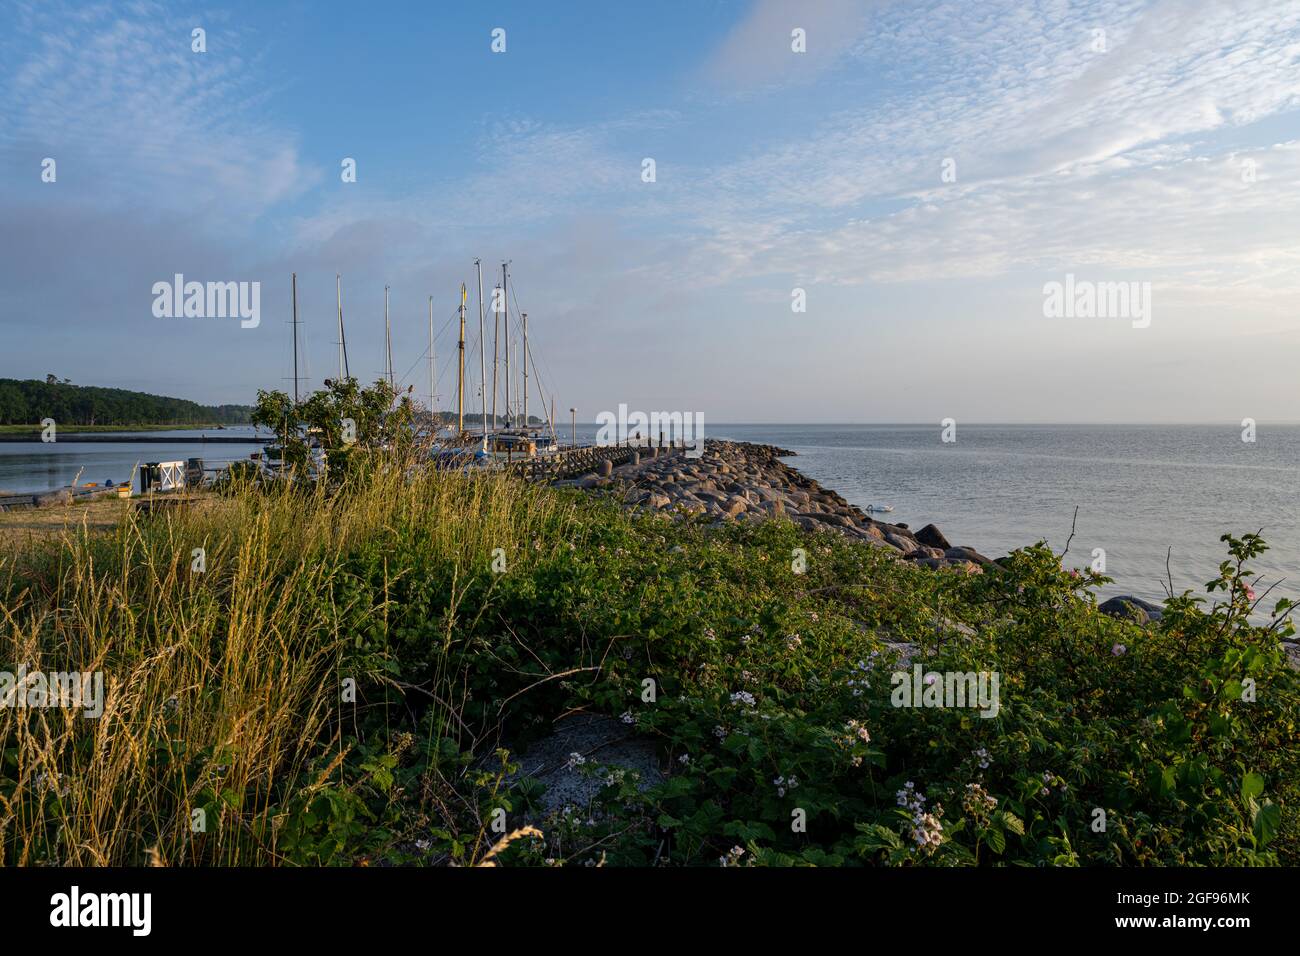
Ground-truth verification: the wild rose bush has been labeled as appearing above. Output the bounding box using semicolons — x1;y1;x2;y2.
490;523;1297;866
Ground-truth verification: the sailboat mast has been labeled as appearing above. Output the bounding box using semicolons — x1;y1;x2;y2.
475;258;487;442
436;295;441;418
491;290;499;432
384;286;393;390
522;311;528;428
336;274;346;381
457;284;466;432
502;262;510;429
291;272;300;404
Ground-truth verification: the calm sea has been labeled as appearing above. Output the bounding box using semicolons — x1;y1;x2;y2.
707;424;1299;611
0;426;266;496
3;422;1295;611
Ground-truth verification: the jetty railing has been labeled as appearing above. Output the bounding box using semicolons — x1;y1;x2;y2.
508;439;687;482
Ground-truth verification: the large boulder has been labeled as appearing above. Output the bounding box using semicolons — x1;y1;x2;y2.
944;546;992;566
499;714;664;820
819;513;856;529
722;498;748;518
914;523;951;550
1099;595;1164;624
886;533;918;554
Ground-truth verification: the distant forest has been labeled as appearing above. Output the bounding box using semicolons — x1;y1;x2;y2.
0;377;253;426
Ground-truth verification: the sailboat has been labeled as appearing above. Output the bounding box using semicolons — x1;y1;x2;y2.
428;260;560;469
262;262;562;476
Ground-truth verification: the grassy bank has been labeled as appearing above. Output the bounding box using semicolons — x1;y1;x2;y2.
0;455;1295;866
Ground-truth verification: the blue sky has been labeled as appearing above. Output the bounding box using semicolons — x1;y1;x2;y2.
2;0;1299;422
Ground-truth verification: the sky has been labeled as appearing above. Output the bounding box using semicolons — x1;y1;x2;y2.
1;0;1298;423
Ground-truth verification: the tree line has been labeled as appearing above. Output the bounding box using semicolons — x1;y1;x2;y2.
0;377;253;426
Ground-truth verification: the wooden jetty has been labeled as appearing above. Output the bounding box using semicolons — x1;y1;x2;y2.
509;438;687;483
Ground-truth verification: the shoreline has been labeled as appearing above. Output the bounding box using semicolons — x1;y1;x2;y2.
554;438;1295;647
0;423;249;437
556;438;994;572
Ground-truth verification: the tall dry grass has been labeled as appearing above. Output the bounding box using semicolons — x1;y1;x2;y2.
0;453;584;865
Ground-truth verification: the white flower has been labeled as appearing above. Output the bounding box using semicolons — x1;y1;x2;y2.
844;719;871;744
566;752;587;770
619;710;636;725
896;782;927;814
729;690;756;707
911;811;944;850
719;845;747;867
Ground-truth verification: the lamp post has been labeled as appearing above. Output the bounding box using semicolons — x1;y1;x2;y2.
569;408;576;449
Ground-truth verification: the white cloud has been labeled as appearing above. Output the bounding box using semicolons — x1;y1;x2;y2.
702;0;874;92
0;0;316;220
658;0;1300;302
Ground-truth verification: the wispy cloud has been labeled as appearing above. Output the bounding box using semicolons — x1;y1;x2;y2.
656;0;1300;298
0;0;315;220
701;0;873;93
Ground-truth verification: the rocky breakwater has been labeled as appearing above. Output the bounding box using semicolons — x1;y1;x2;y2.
556;438;993;572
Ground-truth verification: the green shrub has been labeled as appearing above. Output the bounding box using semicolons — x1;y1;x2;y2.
2;460;1294;867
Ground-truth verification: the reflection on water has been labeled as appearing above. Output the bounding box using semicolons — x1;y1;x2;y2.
0;426;267;494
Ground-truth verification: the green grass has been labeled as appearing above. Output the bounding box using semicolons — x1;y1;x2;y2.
0;453;1295;866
